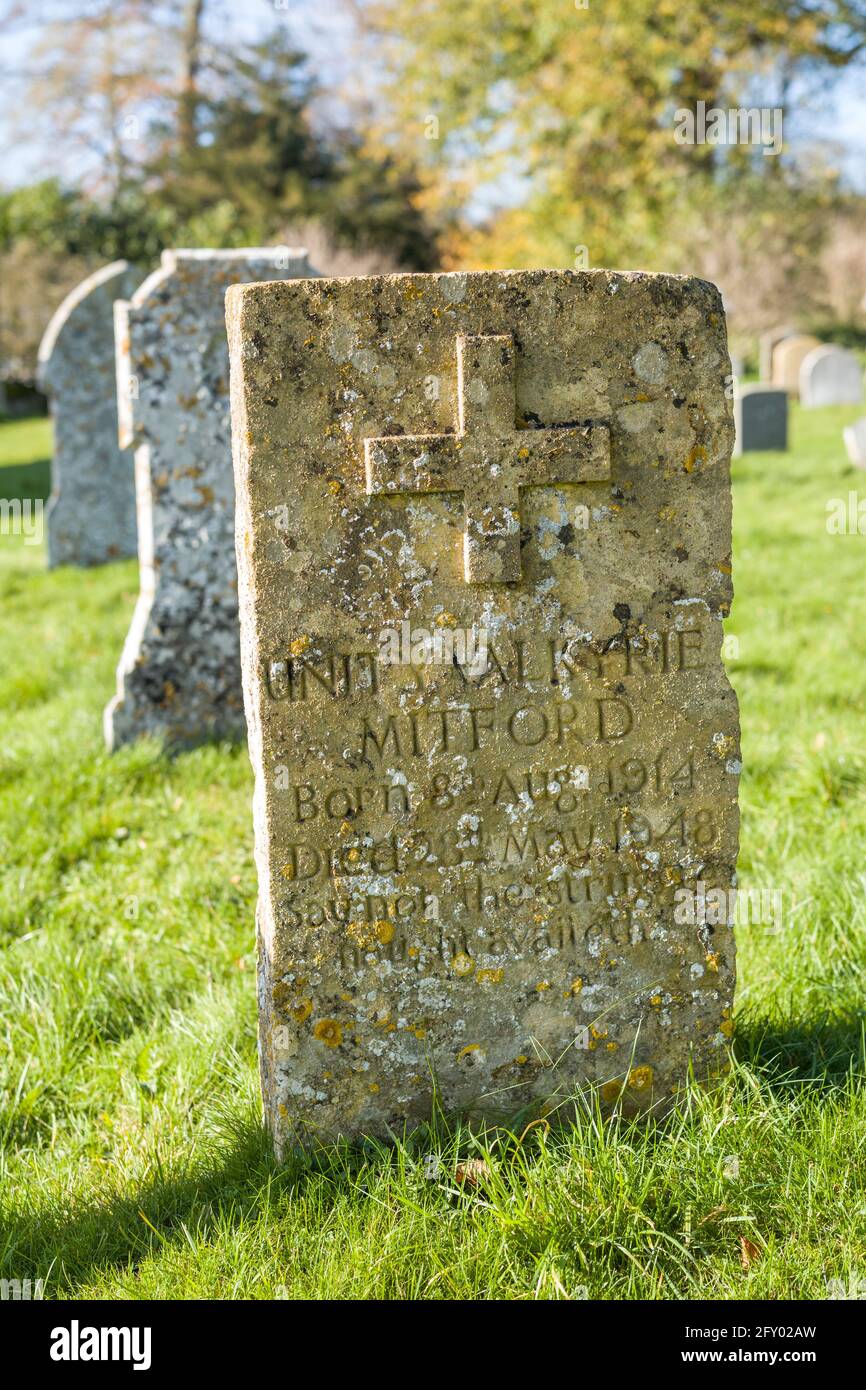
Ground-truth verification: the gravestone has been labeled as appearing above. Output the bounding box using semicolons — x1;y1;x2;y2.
759;324;795;384
733;385;788;456
105;247;317;750
227;268;741;1154
37;260;144;567
800;345;863;408
843;419;866;468
771;334;821;397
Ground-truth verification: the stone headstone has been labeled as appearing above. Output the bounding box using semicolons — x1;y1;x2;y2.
733;385;788;456
226;268;740;1154
759;324;795;385
771;334;821;397
843;418;866;468
37;261;144;567
104;247;318;750
799;345;863;408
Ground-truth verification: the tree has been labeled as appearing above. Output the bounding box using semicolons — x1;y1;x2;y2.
358;0;866;272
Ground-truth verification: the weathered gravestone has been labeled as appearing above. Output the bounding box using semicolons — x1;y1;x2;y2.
800;345;863;408
105;247;317;750
37;260;144;568
227;268;741;1153
843;418;866;468
733;384;788;456
771;334;821;397
759;324;795;385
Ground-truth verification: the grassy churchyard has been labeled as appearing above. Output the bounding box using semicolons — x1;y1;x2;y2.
0;403;864;1302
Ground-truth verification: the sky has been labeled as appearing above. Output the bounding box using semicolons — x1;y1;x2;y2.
1;0;865;194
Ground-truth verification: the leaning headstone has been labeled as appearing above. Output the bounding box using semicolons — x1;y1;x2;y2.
843;418;866;468
37;261;144;567
759;324;795;384
227;268;740;1153
733;385;788;456
771;334;821;397
105;247;317;750
800;345;863;408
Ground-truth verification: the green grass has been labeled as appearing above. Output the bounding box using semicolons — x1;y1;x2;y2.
1;404;864;1301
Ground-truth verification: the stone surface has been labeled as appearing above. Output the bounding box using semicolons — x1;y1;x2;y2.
771;334;821;397
733;385;788;456
759;324;795;385
105;247;318;750
843;418;866;468
800;345;863;408
37;260;144;568
227;268;740;1153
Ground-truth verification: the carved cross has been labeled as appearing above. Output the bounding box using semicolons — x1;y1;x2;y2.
364;333;610;584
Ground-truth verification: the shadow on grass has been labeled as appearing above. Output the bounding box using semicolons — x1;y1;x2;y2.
735;1010;865;1091
0;458;50;504
3;1013;863;1296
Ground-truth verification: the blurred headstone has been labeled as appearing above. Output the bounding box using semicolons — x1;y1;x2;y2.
771;334;821;398
800;345;863;408
226;268;740;1153
759;324;795;384
37;261;144;567
105;247;318;750
843;419;866;468
733;385;788;456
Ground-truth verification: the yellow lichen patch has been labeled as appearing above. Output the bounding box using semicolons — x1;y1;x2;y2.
717;560;732;574
720;1018;735;1038
650;994;662;1006
684;445;708;473
289;634;311;657
279;862;295;880
369;1082;380;1094
289;998;312;1024
515;1054;528;1065
434;611;457;627
658;505;676;521
327;478;343;496
590;1025;608;1040
606;1042;619;1051
536;980;551;992
346;848;360;863
569;978;583;996
517;446;529;460
407;946;419;958
628;1065;654;1091
457;1044;481;1060
313;1019;343;1048
600;1080;623;1104
705;951;720;972
338;820;353;836
451;952;474;977
346;919;391;949
476;968;503;985
413;1028;426;1040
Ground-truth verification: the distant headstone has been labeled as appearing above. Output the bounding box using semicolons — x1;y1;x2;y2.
37;261;144;567
733;385;788;456
800;345;863;408
772;334;822;398
105;247;318;750
759;324;796;384
226;268;741;1153
843;418;866;468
